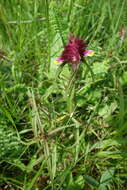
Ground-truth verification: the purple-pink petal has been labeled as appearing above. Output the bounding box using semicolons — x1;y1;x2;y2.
83;50;94;56
56;57;65;62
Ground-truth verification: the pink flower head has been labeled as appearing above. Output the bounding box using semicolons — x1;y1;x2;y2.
54;35;94;71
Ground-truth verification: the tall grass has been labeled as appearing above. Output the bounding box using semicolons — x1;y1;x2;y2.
0;0;127;189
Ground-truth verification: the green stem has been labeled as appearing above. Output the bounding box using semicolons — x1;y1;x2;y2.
84;59;95;82
45;0;51;71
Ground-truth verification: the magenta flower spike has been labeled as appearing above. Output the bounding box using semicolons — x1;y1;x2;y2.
54;35;94;71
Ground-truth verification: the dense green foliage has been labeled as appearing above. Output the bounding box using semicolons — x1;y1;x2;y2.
0;0;127;189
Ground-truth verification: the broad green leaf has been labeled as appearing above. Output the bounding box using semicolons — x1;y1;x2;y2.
84;175;99;188
99;168;115;190
92;60;109;75
100;168;115;184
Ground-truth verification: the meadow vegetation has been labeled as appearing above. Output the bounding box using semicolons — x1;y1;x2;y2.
0;0;127;189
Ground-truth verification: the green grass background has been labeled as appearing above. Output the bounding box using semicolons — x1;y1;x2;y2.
0;0;127;189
